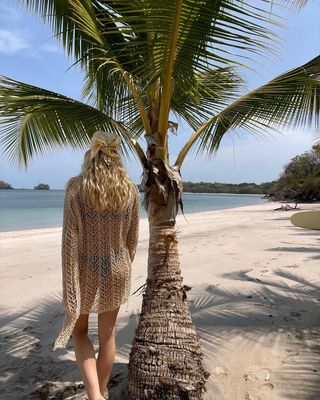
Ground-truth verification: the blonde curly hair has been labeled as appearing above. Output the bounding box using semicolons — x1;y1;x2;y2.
79;132;134;212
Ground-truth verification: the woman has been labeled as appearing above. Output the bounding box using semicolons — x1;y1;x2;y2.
52;131;140;400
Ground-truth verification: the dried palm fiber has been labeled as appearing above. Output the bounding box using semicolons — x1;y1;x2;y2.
127;159;208;399
52;177;140;351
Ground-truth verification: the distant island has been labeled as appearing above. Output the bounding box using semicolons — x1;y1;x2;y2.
2;145;319;202
34;183;50;190
0;180;13;189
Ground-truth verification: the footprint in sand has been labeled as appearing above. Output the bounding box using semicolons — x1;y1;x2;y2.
207;284;220;290
243;368;271;382
260;382;274;391
282;264;298;269
290;312;302;318
244;393;261;400
283;312;302;322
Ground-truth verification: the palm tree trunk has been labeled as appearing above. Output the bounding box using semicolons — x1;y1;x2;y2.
127;160;208;399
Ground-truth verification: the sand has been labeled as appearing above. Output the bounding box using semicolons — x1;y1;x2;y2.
0;202;320;399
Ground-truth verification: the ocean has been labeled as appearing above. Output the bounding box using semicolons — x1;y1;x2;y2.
0;189;266;232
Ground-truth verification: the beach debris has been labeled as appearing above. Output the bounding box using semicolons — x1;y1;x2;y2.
273;203;300;211
29;381;81;399
211;366;228;377
177;382;195;391
132;282;147;296
207;284;219;290
283;264;298;269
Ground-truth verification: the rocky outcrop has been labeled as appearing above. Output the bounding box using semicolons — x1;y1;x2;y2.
34;183;50;190
0;180;13;189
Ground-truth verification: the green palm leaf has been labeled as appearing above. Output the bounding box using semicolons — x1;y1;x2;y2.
0;76;144;166
175;55;320;167
7;1;319;167
18;2;281;137
170;67;244;131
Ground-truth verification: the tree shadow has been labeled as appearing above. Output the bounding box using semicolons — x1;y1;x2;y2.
267;246;320;260
191;269;320;400
0;295;81;399
0;295;134;399
292;231;320;236
1;268;320;400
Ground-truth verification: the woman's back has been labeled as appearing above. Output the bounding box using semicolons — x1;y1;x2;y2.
62;176;140;314
62;177;140;313
53;132;140;352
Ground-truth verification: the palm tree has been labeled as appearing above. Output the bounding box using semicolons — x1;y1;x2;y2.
1;1;319;398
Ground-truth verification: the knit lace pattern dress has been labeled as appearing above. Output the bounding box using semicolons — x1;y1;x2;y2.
52;177;140;351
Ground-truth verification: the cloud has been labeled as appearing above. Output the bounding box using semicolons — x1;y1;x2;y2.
40;43;64;55
0;29;30;54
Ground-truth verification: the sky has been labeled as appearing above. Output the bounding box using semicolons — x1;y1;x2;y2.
0;1;319;189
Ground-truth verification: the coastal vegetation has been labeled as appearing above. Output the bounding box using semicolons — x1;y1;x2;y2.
0;180;12;189
0;1;319;399
267;146;320;202
138;181;275;194
182;181;275;194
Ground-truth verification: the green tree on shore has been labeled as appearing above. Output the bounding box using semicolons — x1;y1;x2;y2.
268;146;320;202
0;1;320;398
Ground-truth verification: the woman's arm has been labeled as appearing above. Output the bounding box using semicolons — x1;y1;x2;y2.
61;179;80;316
126;186;140;263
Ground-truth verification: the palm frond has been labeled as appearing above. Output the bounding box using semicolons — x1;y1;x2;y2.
171;67;244;130
175;55;320;167
282;0;320;10
19;0;97;60
19;1;281;122
0;76;144;166
14;0;319;168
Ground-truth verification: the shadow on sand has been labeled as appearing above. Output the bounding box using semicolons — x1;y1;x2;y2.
194;267;320;400
1;266;320;399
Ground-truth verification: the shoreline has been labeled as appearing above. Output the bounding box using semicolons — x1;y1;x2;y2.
1;200;320;236
0;192;267;234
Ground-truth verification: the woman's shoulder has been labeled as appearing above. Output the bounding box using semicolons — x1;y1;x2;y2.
130;183;140;200
65;176;82;197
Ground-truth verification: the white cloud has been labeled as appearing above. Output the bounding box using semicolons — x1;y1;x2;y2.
40;42;64;55
0;29;30;54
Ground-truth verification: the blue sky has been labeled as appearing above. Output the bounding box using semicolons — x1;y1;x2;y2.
0;1;319;189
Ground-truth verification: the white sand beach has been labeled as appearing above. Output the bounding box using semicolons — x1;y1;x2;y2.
1;203;320;400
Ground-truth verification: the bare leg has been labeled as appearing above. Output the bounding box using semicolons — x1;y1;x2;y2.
97;308;120;397
72;314;102;400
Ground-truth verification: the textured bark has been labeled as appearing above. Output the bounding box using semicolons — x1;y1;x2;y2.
127;160;208;399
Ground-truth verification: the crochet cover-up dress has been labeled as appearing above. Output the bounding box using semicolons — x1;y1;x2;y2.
52;177;140;351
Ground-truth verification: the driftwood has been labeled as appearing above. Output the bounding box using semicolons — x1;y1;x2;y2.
273;203;300;211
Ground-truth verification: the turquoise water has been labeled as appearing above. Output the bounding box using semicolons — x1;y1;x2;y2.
0;189;265;232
